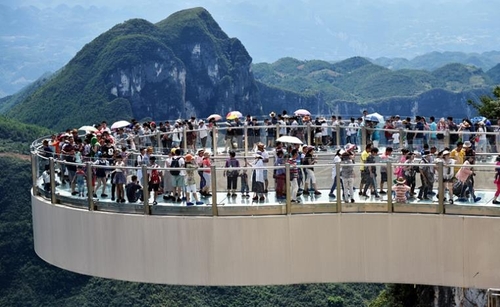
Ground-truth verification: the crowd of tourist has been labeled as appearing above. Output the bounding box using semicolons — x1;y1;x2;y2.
37;110;500;205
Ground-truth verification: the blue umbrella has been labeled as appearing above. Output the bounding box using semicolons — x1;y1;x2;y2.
470;116;486;124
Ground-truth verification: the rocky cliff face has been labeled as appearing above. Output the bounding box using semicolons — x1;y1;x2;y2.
105;8;261;121
4;8;261;130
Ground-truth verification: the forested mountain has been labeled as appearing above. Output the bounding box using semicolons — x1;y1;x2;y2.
2;7;260;131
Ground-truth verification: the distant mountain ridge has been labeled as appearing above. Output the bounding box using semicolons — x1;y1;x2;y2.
372;51;500;72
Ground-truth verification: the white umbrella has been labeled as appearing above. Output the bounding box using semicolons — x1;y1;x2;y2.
110;120;131;130
276;135;303;144
366;113;384;123
294;109;311;116
78;125;98;132
207;114;222;121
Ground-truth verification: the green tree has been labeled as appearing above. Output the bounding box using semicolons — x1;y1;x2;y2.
467;86;500;119
327;296;344;307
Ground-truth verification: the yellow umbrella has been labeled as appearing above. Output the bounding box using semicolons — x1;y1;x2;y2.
226;111;243;120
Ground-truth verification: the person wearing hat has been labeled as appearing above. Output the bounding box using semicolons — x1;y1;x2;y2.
256;142;270;193
475;121;488;160
462;140;475;162
250;151;266;202
340;150;355;203
392;177;411;203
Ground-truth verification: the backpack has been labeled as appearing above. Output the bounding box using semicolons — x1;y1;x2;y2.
170;157;180;175
150;168;160;184
227;158;240;177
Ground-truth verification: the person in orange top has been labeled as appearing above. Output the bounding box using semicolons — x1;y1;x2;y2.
201;151;212;197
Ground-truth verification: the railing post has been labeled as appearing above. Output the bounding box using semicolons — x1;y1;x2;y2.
211;165;218;216
211;125;217;156
31;153;39;196
398;128;404;148
444;129;450;148
285;163;291;215
336;124;341;148
362;126;367;148
276;123;280;139
307;123;312;145
142;164;150;215
49;158;57;204
183;127;188;153
387;161;393;212
86;162;94;211
438;161;444;214
244;122;248;156
156;132;162;153
335;162;342;212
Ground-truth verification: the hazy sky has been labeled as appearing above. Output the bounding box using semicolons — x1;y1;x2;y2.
3;0;497;62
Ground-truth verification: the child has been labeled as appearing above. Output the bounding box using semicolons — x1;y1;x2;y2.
184;154;203;206
240;158;250;198
392;131;400;150
73;165;86;197
392;177;411;203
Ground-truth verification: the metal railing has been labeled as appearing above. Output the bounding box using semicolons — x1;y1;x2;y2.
488;288;500;307
30;136;500;217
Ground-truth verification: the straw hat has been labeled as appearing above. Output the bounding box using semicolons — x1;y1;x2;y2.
396;177;406;184
463;141;472;148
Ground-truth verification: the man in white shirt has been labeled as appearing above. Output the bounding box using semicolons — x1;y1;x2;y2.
198;120;208;149
256;142;270;193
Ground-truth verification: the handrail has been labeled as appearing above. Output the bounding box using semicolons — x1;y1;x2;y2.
30;142;500;217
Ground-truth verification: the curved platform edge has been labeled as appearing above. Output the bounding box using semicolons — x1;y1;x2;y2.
32;195;500;288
